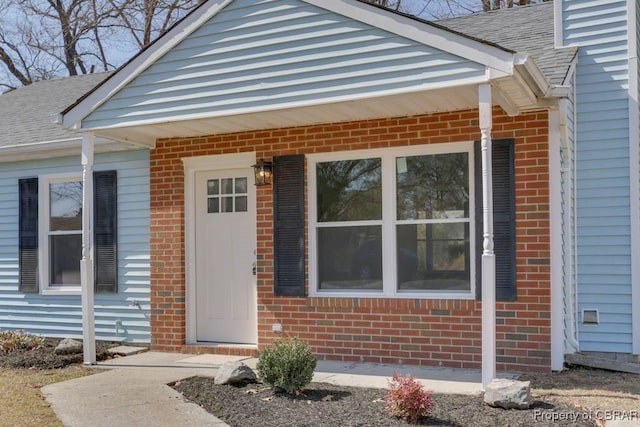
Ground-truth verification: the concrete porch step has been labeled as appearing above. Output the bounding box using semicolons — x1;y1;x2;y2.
181;343;258;358
566;352;640;375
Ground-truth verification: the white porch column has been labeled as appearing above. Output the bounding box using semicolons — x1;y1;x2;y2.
81;133;96;365
479;83;496;390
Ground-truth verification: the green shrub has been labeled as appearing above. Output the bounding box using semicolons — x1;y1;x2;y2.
0;330;45;354
256;337;316;394
386;372;433;424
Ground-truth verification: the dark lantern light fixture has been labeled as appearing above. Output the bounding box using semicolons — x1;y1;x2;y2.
252;158;273;186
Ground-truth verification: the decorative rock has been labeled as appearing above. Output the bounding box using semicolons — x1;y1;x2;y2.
54;338;83;355
107;345;148;357
483;378;531;410
215;361;257;385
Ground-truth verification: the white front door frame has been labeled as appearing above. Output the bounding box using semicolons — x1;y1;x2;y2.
183;151;256;344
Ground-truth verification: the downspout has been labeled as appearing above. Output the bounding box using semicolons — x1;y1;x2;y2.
571;68;580;352
479;83;496;390
81;133;96;365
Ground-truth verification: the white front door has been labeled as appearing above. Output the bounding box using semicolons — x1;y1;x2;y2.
194;168;256;344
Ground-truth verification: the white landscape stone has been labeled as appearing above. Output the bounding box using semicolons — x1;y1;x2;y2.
54;338;83;355
483;378;531;410
214;361;257;385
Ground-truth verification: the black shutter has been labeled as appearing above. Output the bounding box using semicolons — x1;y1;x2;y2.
18;178;39;293
273;155;305;296
475;139;516;301
94;170;118;293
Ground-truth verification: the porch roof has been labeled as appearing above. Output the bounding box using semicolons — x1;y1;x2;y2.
60;0;566;146
0;73;127;162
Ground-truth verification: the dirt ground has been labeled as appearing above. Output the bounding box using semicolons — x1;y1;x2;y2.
521;366;640;423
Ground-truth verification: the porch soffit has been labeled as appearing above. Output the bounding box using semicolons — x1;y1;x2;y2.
61;0;550;145
89;82;544;146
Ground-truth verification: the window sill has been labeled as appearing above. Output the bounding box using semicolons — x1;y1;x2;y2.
309;290;476;300
41;287;82;296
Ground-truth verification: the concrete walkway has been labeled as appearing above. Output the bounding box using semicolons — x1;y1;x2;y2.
42;351;492;427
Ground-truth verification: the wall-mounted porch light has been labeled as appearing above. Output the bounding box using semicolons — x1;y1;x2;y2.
252;159;273;186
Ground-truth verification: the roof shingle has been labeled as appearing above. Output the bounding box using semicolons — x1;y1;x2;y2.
0;73;111;149
436;2;577;86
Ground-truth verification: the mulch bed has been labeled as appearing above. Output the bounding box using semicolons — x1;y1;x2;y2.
0;338;117;369
172;377;596;426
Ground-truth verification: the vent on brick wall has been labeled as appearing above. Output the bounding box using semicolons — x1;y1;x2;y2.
582;309;599;325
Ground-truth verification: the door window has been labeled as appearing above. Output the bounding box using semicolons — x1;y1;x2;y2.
207;177;248;213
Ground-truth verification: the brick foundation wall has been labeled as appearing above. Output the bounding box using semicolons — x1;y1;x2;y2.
150;107;551;372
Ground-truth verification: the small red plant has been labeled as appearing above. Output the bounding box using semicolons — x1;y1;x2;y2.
385;372;433;423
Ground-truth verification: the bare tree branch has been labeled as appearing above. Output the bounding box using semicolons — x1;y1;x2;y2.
0;45;31;86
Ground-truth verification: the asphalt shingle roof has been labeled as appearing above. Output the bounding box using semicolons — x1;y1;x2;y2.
437;1;577;86
0;72;111;149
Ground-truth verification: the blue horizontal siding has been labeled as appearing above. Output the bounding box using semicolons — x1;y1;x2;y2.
0;150;150;343
563;0;632;353
82;0;485;130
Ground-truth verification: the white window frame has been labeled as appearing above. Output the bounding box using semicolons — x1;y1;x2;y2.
308;141;475;299
39;173;83;295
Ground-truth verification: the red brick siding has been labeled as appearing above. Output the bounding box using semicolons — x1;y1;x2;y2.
150;107;551;372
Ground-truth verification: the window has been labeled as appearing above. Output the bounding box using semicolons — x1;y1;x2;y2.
48;180;83;287
309;143;474;298
18;171;118;295
206;177;248;213
41;175;83;291
316;158;382;291
395;153;471;292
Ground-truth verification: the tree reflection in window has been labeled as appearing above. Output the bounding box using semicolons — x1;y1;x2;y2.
316;158;383;290
316;158;382;222
396;153;471;292
50;181;83;231
396;153;468;220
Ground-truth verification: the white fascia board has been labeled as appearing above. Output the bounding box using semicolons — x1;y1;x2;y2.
303;0;515;75
61;0;234;130
550;85;570;99
513;53;551;98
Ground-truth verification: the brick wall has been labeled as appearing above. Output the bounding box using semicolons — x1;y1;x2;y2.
150;107;551;372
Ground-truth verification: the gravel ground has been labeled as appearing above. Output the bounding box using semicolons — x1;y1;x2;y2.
172;377;596;426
